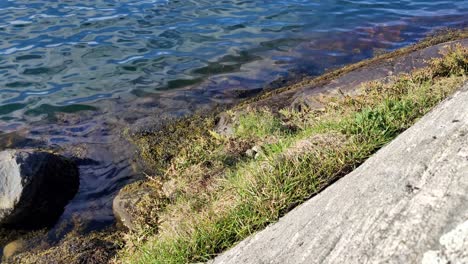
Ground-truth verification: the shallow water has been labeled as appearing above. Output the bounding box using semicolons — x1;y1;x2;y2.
0;0;467;230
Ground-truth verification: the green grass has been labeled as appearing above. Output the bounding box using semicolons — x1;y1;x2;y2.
118;44;467;263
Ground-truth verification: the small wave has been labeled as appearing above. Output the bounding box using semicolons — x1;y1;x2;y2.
61;93;113;105
117;56;144;64
0;45;35;55
9;20;32;26
25;91;53;95
86;14;126;22
128;0;169;6
63;6;95;10
29;14;59;19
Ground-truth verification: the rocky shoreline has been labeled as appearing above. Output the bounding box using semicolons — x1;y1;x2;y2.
114;34;468;233
0;29;467;263
115;31;468;263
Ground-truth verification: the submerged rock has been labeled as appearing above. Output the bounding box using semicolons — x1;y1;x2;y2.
4;229;120;264
0;150;79;229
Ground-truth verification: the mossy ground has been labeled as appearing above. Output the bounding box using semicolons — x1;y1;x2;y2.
6;229;122;264
1;217;123;264
117;40;468;264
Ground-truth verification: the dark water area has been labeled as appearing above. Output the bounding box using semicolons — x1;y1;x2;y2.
0;0;467;233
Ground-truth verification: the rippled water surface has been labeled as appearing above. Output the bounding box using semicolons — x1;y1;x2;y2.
1;0;467;125
0;0;467;229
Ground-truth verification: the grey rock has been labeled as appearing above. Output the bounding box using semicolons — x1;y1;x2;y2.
211;83;468;264
0;150;79;229
252;146;264;159
112;181;154;231
245;146;263;159
251;145;262;153
214;112;235;137
245;149;255;158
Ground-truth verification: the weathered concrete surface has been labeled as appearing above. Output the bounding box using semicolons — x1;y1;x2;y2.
211;83;468;264
422;220;468;264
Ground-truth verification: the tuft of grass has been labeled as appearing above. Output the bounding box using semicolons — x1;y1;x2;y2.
118;44;467;263
234;110;284;139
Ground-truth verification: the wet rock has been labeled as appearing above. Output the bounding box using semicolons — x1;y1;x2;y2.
225;87;264;99
248;39;468;112
0;150;79;229
0;132;45;152
113;184;143;231
113;181;163;231
3;239;26;260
